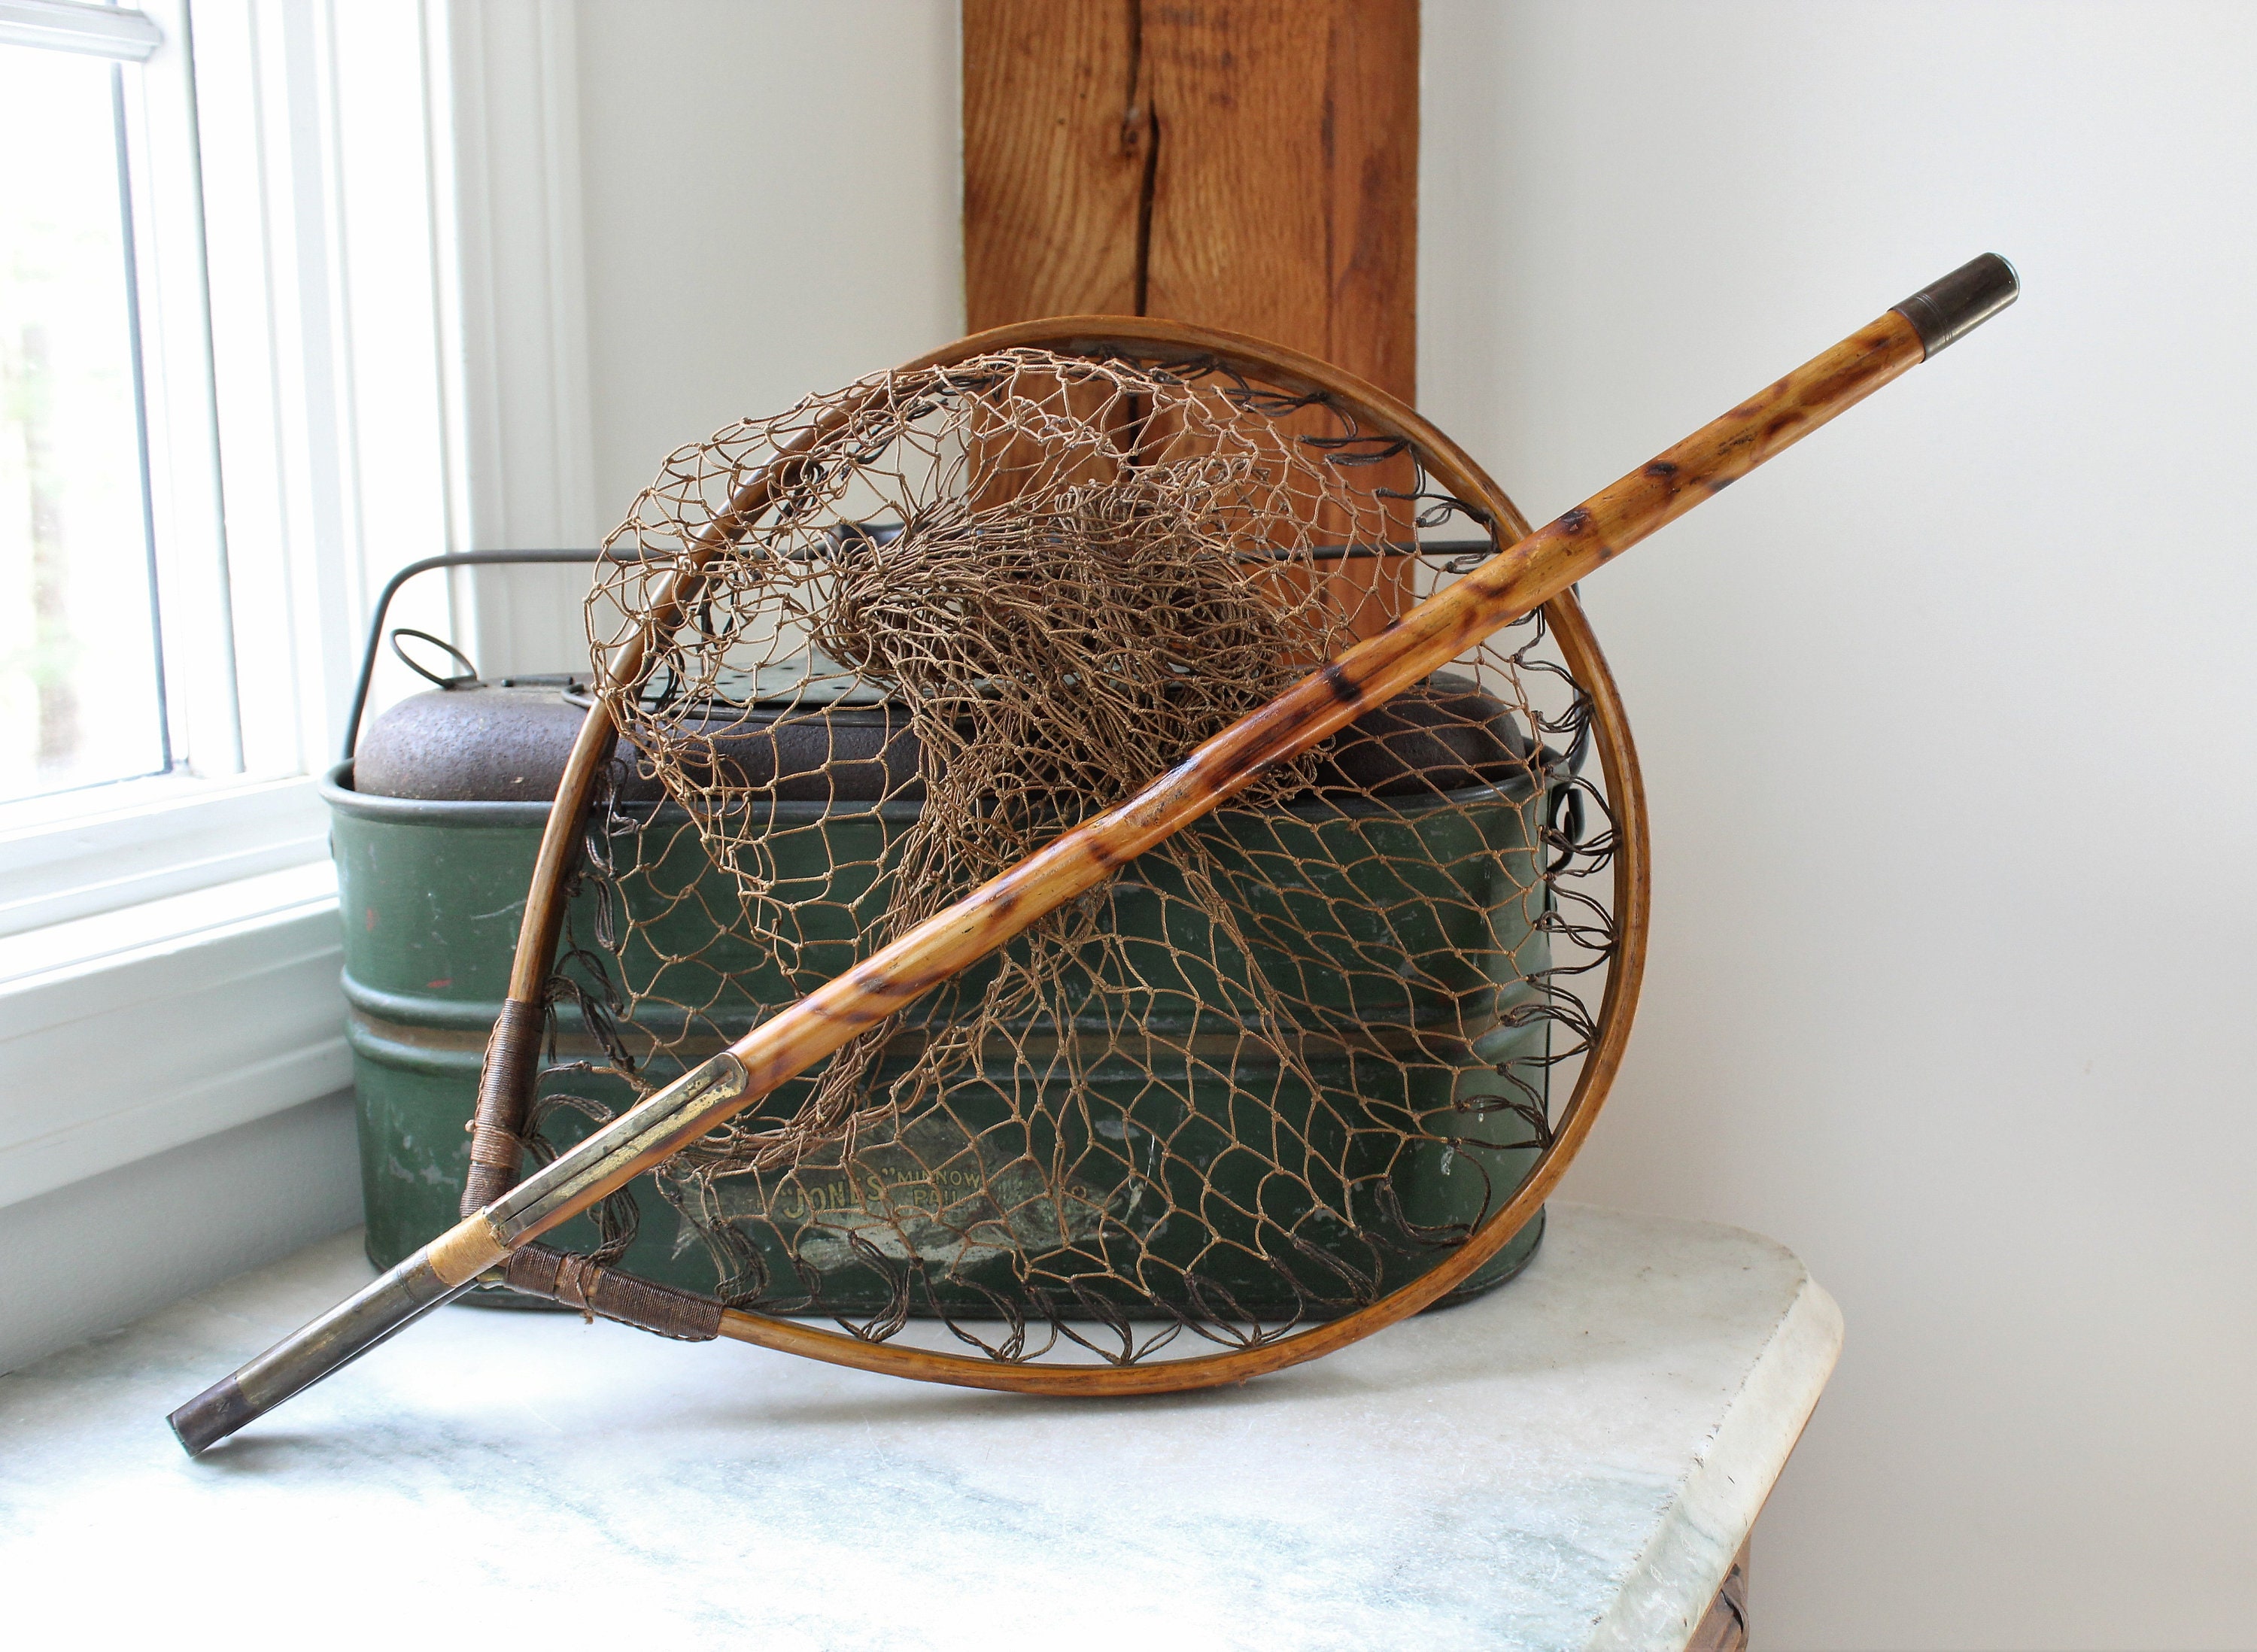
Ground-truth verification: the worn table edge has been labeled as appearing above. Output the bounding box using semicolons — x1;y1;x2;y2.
1587;1268;1843;1651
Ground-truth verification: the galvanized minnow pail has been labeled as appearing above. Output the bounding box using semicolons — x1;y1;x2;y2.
333;664;1564;1315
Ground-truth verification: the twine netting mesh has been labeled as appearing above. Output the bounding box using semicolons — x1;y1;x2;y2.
531;348;1616;1359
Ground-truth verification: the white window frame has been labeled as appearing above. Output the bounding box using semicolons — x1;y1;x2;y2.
0;0;324;941
0;0;479;1208
0;0;159;58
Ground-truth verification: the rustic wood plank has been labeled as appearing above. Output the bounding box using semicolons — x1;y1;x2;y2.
1141;0;1418;400
963;0;1148;329
961;0;1418;397
1138;0;1420;631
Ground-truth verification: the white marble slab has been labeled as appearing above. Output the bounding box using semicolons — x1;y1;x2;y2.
0;1204;1837;1650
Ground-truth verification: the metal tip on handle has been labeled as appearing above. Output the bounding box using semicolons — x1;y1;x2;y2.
163;1241;487;1459
169;1375;254;1457
1892;254;2019;358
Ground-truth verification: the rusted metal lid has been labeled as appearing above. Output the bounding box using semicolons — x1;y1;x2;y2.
351;671;1536;805
353;679;922;804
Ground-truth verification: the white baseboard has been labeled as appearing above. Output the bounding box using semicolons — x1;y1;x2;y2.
0;1091;362;1376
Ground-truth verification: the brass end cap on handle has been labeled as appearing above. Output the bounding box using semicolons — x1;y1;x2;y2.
169;1375;256;1457
167;1215;506;1456
1893;253;2019;358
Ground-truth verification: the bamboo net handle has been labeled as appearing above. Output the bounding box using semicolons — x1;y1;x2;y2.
173;255;2018;1455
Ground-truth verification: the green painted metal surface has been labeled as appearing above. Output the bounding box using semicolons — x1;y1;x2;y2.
330;761;1554;1316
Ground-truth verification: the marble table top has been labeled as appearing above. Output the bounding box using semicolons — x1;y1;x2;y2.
0;1204;1837;1651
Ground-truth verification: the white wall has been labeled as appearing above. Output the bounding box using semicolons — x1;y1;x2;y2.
448;0;961;678
574;0;961;538
1422;5;2257;1647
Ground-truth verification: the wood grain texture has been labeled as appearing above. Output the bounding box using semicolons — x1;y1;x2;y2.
964;0;1147;326
1141;0;1417;400
964;0;1416;396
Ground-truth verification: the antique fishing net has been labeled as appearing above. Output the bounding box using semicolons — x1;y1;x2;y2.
508;339;1633;1366
173;260;2015;1453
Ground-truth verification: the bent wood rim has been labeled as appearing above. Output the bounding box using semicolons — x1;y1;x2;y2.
709;588;1643;1394
476;314;1651;1394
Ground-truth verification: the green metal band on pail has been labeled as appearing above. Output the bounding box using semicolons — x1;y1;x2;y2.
327;759;1554;1316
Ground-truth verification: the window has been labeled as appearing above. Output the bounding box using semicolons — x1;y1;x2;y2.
0;0;471;1207
0;4;583;956
0;2;232;814
0;39;163;798
0;0;408;943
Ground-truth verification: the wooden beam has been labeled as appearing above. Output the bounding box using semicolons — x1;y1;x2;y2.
963;1;1147;327
962;0;1418;402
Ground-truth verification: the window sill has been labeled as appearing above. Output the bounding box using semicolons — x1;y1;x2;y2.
0;774;332;941
0;858;348;1208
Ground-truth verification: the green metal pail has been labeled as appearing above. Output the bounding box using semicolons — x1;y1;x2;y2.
330;746;1554;1316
